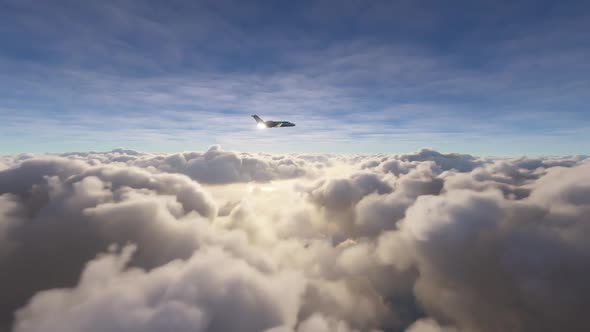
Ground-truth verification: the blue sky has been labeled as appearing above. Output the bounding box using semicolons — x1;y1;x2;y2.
1;0;589;155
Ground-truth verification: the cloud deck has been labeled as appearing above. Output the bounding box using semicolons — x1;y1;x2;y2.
0;147;588;332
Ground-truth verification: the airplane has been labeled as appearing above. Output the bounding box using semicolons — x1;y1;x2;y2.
252;115;295;128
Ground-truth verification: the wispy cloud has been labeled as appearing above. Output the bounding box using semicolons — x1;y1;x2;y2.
1;0;589;154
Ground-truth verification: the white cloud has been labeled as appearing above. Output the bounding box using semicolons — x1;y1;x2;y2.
1;147;589;332
14;246;306;332
59;146;327;184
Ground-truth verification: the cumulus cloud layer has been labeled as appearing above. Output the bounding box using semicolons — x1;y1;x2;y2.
60;145;328;184
0;147;588;332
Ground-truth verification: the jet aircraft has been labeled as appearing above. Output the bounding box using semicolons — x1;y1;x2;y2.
252;115;295;128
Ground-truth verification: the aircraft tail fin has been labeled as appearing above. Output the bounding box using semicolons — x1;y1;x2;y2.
252;115;264;123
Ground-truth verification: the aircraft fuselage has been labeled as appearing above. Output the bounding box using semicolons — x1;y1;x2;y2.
264;120;295;127
252;115;295;128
